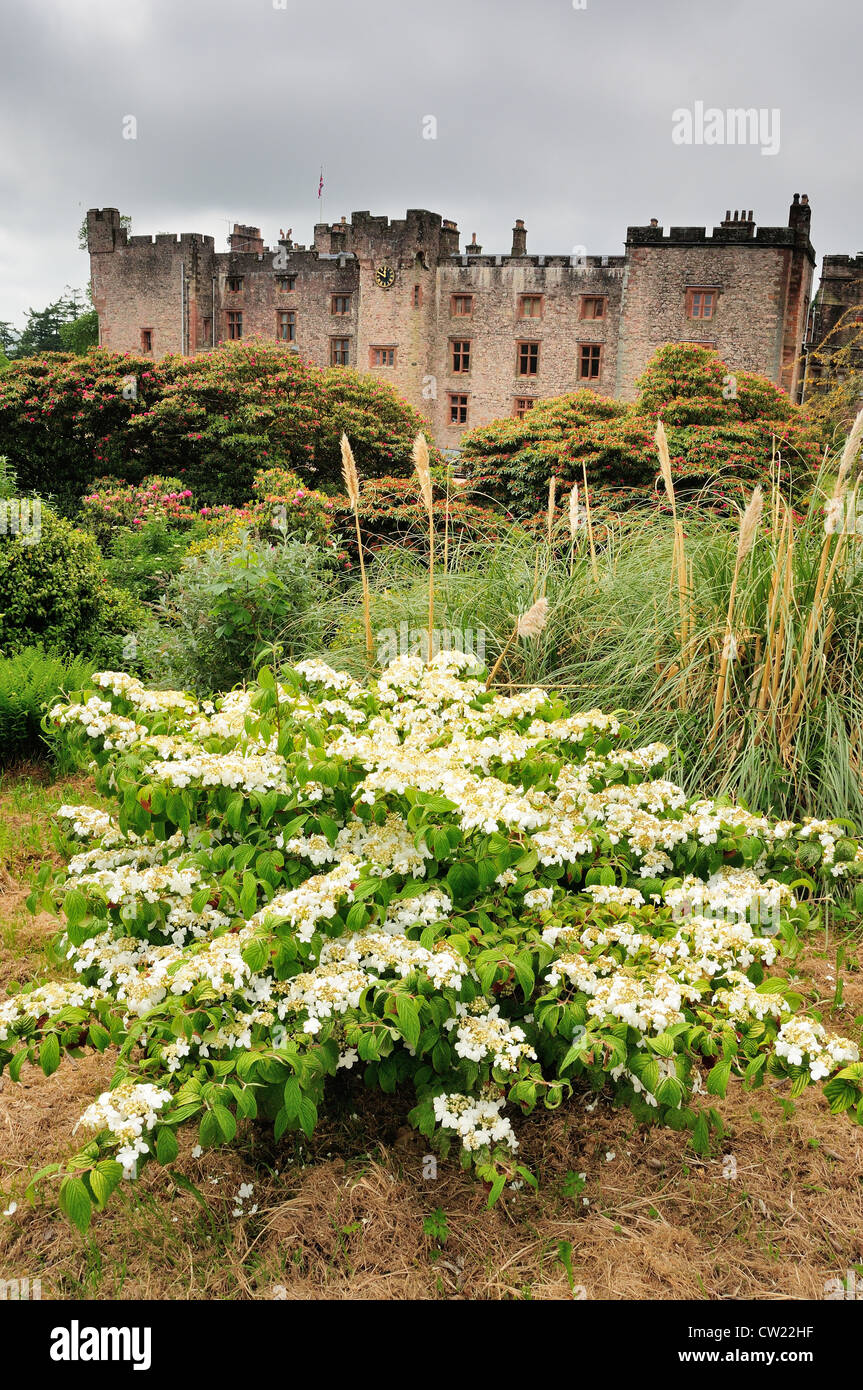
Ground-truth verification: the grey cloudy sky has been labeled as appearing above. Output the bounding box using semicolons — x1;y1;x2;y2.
1;0;861;328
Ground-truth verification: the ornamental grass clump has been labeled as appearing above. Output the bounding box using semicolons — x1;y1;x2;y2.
4;653;863;1230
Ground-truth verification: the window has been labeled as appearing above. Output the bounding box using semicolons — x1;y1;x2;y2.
451;294;474;317
580;296;606;320
579;343;602;379
226;276;244;293
227;311;243;340
451;340;471;373
518;294;544;319
202;318;212;344
331;294;352;315
687;288;717;320
517;341;540;376
370;346;396;367
277;275;297;291
413;284;422;308
330;337;350;366
513;397;536;419
277;310;296;342
449;393;468;425
140;328;153;353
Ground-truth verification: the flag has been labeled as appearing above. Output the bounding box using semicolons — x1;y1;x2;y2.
318;169;324;199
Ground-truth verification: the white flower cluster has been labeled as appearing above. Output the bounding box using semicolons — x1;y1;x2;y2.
38;655;863;1180
57;804;115;839
77;1081;172;1177
433;1085;518;1152
774;1016;859;1080
0;981;103;1040
446;1002;537;1071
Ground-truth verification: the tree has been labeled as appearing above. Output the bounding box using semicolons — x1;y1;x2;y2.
59;309;99;354
0;342;438;512
13;289;89;358
460;344;822;515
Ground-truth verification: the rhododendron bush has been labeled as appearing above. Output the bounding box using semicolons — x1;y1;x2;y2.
5;652;863;1230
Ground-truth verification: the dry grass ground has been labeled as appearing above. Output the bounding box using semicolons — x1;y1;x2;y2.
1;767;862;1301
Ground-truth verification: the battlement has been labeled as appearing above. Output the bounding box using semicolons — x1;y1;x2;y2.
821;254;863;272
627;194;813;260
86;192;819;424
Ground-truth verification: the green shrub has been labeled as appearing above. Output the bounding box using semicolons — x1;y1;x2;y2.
461;345;823;514
0;503;148;663
0;344;439;512
80;476;199;548
141;537;337;692
10;655;863;1232
0;646;95;765
102;517;202;604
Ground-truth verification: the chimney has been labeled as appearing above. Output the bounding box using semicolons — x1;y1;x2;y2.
439;219;460;256
511;219;527;256
720;208;756;233
228;223;264;253
466;232;482;255
789;192;811;234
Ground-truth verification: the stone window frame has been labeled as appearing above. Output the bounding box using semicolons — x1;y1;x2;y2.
516;340;540;376
448;392;469;425
413;284;423;309
276;309;296;342
580;295;607;321
226;276;244;293
686;287;719;321
226;311;243;340
451;294;474;317
369;345;397;368
451;339;472;374
140;328;153;353
331;294;352;316
518;294;544;320
513;397;536;419
277;275;297;292
330;336;351;366
579;342;603;380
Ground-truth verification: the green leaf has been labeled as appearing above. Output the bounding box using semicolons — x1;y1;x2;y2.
395;996;421;1051
283;1075;302;1121
39;1032;60;1077
242;938;268;974
297;1097;317;1137
59;1175;92;1234
88;1159;123;1209
155;1126;179;1164
212;1105;237;1142
692;1113;710;1155
706;1060;732;1098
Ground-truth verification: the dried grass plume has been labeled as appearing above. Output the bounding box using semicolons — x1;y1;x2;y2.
340;432;360;510
517;597;549;639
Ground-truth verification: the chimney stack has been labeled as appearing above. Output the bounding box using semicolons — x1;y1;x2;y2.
466;232;482;255
511;219;527;256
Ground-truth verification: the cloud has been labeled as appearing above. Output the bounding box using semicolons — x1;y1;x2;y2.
1;0;861;327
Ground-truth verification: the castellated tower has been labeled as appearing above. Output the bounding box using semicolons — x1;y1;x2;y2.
87;194;817;445
616;194;815;402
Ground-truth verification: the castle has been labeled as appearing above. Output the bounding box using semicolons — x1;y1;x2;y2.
87;193;846;445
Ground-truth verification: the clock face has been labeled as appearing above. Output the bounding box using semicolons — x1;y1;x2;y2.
375;264;396;289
